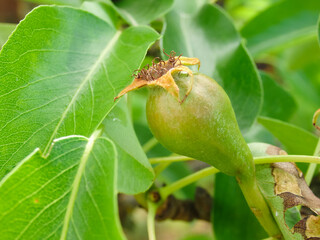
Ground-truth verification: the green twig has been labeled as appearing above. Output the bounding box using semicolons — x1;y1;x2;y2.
154;162;171;177
159;167;218;199
143;137;159;153
150;154;320;166
157;154;320;200
147;200;158;240
254;155;320;164
149;155;193;164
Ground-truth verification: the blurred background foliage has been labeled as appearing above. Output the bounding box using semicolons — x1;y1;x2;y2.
0;0;319;239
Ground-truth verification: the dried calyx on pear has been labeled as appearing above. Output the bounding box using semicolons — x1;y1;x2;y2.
114;50;200;103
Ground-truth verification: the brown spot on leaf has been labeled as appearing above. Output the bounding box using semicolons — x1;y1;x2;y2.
273;166;302;197
294;215;320;239
266;145;287;156
272;162;320;215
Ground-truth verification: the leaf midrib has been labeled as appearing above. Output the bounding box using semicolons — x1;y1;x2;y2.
42;31;121;156
59;130;101;240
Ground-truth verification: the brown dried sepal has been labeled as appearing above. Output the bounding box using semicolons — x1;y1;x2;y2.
114;50;200;103
294;215;320;239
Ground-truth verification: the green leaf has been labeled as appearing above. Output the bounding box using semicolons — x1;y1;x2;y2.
113;0;174;26
285;207;301;229
25;0;174;26
0;23;15;48
241;0;320;56
103;98;154;194
213;173;267;240
158;162;195;199
260;71;297;121
258;116;318;155
0;6;159;179
162;3;262;131
167;0;207;15
274;45;320;131
81;1;119;28
0;134;125;239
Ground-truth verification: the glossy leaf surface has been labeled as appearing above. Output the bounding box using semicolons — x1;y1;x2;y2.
0;134;125;240
162;3;262;131
241;0;320;56
0;6;159;179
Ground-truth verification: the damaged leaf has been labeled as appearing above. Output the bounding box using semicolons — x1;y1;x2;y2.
272;162;320;215
294;215;320;239
250;143;320;239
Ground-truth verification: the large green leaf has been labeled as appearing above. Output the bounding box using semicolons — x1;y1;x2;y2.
0;23;15;49
0;134;125;239
162;3;262;131
241;0;320;56
258;116;318;155
213;173;267;240
112;0;174;26
0;6;159;179
260;71;297;121
103;98;154;194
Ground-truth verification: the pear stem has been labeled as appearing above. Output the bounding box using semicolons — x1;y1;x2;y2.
237;173;282;238
159;166;218;199
143;137;159;153
147;200;157;240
